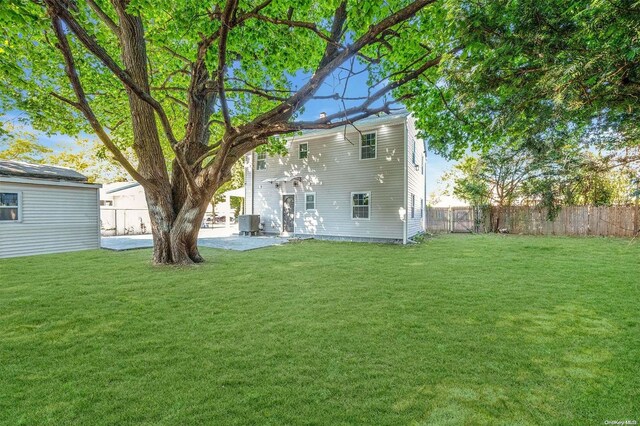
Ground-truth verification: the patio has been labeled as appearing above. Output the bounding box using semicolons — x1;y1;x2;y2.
101;225;289;251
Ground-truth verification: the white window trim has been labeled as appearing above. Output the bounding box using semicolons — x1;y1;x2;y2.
359;131;377;160
0;191;22;223
351;191;371;221
256;151;267;170
304;192;316;211
299;143;308;159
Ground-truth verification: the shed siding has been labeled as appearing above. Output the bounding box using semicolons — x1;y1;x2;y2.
0;181;100;258
248;122;406;240
406;116;426;238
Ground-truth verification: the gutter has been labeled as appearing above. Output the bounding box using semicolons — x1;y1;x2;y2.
403;121;408;245
0;176;102;189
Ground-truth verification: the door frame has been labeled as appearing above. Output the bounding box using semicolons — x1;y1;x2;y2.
281;193;295;235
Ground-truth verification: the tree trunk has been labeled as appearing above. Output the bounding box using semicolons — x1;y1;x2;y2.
169;195;210;264
144;188;175;264
145;190;211;265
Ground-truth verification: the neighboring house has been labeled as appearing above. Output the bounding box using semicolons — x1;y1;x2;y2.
0;160;101;258
244;112;427;243
99;182;237;234
99;182;151;235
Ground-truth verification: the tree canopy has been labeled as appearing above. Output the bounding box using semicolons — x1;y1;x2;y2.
409;0;640;159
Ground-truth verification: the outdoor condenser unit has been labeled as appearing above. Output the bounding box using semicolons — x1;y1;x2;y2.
238;214;260;235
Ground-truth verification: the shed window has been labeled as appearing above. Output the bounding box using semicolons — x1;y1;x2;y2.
0;192;20;221
352;192;370;219
256;152;267;170
299;143;308;159
360;133;376;159
305;192;316;210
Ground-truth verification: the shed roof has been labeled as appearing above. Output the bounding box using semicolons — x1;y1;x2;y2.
0;160;88;182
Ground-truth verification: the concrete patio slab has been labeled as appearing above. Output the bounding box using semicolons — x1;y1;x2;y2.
101;226;289;252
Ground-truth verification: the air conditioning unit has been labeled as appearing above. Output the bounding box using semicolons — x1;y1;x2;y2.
238;215;260;236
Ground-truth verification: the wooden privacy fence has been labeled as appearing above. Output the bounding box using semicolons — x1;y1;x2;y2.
427;205;640;237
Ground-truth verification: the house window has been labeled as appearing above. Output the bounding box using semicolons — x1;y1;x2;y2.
360;133;376;160
299;143;308;159
421;155;424;175
411;194;415;219
420;198;424;218
0;192;20;221
412;140;417;165
351;192;370;219
305;192;316;210
256;152;266;170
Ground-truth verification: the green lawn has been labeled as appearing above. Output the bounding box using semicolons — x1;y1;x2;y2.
1;235;638;425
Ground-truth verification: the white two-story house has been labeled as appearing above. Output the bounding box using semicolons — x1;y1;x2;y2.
244;111;426;243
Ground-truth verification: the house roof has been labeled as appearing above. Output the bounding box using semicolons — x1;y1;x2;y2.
0;160;88;182
294;110;410;141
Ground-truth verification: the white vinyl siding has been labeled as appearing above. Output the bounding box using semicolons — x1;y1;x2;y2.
406;116;426;238
251;121;405;240
0;180;100;258
244;153;254;214
360;132;377;160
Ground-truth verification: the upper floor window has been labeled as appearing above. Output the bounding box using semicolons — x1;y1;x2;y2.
305;192;316;210
299;143;308;159
0;192;20;221
412;140;417;165
256;152;267;170
360;132;376;160
352;192;370;219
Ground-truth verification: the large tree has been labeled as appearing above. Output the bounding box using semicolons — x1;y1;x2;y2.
1;0;451;264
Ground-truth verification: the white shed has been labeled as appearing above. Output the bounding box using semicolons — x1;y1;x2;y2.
0;161;101;258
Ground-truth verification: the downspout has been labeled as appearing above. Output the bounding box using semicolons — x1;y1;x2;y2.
403;121;408;245
250;152;255;214
423;143;427;232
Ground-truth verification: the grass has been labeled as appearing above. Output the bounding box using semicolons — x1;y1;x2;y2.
1;234;639;425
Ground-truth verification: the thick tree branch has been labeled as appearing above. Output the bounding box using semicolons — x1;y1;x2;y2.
226;87;289;101
48;12;150;187
287;96;413;131
46;0;179;147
